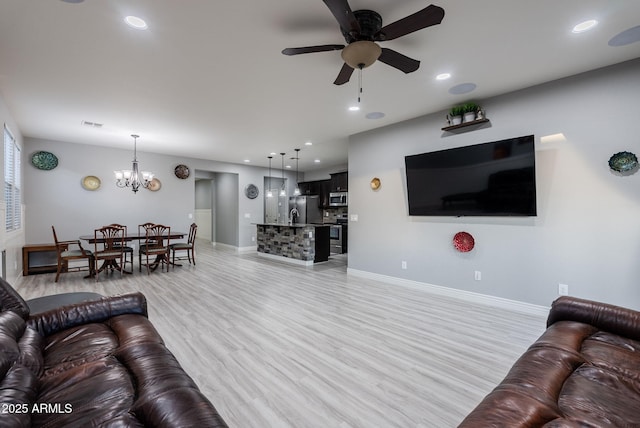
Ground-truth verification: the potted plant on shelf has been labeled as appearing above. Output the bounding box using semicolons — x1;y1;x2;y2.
448;106;464;125
462;102;480;123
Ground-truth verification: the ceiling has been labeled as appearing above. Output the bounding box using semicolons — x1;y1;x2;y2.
0;1;639;172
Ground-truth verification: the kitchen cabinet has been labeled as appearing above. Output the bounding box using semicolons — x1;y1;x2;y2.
297;179;332;207
330;172;348;192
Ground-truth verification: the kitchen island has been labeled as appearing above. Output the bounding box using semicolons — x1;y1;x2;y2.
255;223;330;265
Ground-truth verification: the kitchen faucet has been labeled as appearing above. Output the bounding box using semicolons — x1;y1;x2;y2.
289;207;299;225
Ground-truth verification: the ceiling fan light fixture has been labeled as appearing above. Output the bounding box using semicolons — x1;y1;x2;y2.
341;41;381;69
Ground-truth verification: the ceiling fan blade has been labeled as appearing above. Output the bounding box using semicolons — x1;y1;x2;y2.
378;48;420;73
333;63;354;85
323;0;361;36
282;45;345;56
376;4;445;41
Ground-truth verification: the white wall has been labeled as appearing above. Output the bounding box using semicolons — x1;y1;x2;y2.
24;138;299;250
348;59;640;310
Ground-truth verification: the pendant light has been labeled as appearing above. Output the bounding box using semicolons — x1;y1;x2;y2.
266;156;273;198
279;152;286;197
293;148;301;196
114;134;154;193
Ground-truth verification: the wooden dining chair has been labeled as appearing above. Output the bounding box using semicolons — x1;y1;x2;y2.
52;226;94;282
139;224;171;275
138;222;155;270
93;225;125;282
170;223;197;266
106;223;133;273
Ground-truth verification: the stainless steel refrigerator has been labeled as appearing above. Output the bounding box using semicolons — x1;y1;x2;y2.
288;195;322;224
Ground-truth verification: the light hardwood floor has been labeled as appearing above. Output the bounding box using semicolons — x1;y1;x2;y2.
16;240;546;427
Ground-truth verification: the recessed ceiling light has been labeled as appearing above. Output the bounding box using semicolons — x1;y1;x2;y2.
285;165;292;169
436;73;451;80
348;106;360;112
572;19;598;33
609;25;640;46
314;159;321;163
449;83;477;95
270;152;277;156
124;16;148;30
366;112;385;120
305;141;312;146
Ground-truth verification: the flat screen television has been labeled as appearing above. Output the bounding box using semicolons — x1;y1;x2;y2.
405;135;536;216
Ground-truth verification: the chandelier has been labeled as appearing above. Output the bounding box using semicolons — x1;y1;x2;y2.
114;134;154;193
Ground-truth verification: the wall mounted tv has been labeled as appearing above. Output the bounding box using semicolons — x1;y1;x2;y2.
405;135;536;217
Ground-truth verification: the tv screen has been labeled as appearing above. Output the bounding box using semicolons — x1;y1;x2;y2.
405;135;536;216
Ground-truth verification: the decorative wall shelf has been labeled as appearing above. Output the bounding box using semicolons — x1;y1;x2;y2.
442;118;490;132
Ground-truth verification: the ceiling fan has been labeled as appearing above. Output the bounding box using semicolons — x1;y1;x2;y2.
282;0;445;85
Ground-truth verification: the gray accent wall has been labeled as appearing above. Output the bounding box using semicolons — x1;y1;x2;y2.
348;59;640;310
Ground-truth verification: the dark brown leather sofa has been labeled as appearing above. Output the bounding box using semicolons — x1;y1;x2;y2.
459;296;640;427
0;277;228;427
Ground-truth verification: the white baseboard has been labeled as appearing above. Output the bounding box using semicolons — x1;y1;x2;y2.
347;268;549;317
212;242;257;253
256;252;314;266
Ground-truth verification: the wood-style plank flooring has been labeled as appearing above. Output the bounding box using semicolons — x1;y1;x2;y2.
16;240;546;427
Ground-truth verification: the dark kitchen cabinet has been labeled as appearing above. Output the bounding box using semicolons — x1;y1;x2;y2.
330;172;348;192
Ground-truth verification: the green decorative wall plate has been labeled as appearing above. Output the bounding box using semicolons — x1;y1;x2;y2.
31;151;59;170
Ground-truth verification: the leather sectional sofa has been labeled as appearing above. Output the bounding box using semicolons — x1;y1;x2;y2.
0;277;228;427
459;296;640;427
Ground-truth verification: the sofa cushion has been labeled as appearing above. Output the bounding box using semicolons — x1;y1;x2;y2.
42;323;118;376
36;356;136;427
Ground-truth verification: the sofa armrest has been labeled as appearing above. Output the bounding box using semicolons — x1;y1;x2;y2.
27;292;148;337
547;296;640;341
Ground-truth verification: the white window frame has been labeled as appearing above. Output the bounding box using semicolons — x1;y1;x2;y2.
4;125;21;232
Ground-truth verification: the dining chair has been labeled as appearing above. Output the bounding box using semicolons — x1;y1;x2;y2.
51;226;94;282
106;223;133;273
139;224;171;274
138;222;155;270
170;223;197;266
93;225;125;282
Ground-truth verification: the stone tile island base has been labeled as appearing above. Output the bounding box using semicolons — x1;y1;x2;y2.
256;224;330;265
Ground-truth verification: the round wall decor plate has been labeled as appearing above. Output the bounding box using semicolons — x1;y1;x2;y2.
147;178;161;191
453;231;475;253
370;177;381;191
608;151;638;172
31;151;59;170
245;184;259;199
174;164;190;179
82;175;101;191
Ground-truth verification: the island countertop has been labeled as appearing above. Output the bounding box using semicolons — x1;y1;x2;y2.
254;223;330;228
255;223;330;264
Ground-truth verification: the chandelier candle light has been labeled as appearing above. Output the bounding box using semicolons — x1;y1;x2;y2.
114;134;154;193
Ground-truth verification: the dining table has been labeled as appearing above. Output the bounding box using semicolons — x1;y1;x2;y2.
80;231;187;273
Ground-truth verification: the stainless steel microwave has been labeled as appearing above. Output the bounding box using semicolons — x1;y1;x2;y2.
329;192;348;207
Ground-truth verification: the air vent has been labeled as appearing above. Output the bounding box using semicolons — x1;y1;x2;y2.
81;120;103;128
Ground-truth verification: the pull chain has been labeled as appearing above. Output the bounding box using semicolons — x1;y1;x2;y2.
357;64;364;104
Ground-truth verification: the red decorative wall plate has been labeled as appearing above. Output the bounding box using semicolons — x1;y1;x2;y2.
453;231;475;252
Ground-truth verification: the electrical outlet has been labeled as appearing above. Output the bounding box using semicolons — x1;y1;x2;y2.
558;283;569;296
474;271;482;281
251;236;255;242
401;261;407;269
